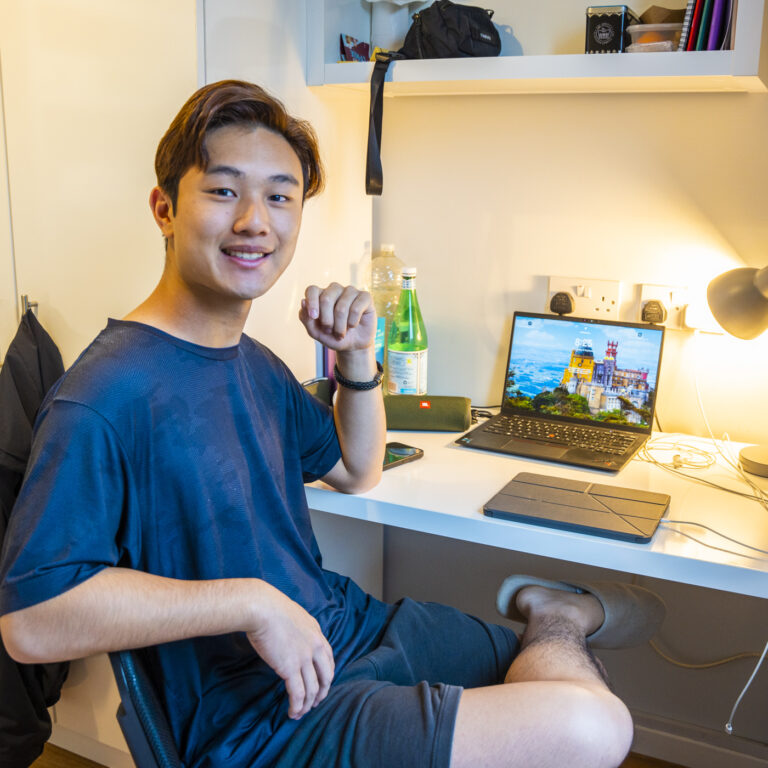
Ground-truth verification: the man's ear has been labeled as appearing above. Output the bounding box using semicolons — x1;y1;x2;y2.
149;187;174;238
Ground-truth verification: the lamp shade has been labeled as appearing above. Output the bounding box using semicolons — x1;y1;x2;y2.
706;266;768;340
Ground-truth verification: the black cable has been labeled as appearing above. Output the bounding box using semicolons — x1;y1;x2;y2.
470;405;499;424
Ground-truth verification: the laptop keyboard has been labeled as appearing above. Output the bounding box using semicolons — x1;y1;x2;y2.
482;415;636;455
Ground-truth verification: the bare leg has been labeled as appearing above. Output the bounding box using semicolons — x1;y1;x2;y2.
504;586;608;686
450;586;633;768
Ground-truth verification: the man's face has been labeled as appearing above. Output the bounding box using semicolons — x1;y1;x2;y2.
158;124;304;305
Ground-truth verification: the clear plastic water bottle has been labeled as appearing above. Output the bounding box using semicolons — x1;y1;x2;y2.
387;267;428;395
369;243;404;368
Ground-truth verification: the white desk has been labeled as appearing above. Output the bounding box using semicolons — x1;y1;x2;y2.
307;431;768;599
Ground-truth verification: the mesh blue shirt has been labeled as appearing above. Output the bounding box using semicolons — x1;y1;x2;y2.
0;320;389;767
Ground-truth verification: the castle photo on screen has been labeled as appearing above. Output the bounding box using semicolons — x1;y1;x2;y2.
505;316;664;428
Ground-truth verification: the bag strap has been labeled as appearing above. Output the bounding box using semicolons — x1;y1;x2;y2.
366;51;404;196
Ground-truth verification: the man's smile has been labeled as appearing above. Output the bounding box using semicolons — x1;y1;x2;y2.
221;247;271;264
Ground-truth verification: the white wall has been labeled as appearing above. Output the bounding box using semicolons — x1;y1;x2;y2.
377;92;768;445
0;0;198;367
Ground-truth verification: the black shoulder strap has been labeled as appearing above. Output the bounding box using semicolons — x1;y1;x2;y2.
366;52;404;196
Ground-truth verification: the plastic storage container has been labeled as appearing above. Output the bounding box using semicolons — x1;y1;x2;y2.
626;41;675;51
626;23;682;52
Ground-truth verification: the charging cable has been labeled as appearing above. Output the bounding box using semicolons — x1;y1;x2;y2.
470;405;497;424
633;575;768;736
725;639;768;735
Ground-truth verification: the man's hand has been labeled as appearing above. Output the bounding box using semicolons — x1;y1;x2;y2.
246;581;335;720
299;283;376;353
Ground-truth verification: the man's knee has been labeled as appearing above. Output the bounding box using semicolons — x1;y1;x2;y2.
565;685;634;768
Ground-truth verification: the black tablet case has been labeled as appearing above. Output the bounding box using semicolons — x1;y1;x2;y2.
483;472;670;543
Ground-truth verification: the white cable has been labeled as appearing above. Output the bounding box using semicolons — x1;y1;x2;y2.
691;332;768;507
654;344;768;734
638;445;767;504
692;330;718;442
639;435;716;469
659;525;768;561
663;520;768;557
725;639;768;735
641;362;768;511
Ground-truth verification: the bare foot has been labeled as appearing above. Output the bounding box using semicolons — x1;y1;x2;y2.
516;586;605;637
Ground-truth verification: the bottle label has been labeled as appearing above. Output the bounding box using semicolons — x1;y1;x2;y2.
373;317;386;367
387;349;428;395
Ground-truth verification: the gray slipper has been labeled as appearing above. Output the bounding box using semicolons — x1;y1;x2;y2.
496;574;666;650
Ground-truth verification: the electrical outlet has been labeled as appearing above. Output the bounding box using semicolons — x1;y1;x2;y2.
547;277;622;319
638;284;688;330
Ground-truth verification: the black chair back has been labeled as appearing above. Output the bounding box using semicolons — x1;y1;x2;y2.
109;650;182;768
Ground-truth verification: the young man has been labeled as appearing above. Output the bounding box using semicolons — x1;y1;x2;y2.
0;81;658;768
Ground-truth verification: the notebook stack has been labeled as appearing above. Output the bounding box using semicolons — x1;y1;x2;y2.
678;0;735;51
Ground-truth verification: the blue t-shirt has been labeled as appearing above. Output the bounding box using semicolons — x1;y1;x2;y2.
0;320;389;767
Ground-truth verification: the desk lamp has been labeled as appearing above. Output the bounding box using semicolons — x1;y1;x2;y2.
707;265;768;476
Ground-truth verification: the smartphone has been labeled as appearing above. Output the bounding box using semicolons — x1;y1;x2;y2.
383;441;424;471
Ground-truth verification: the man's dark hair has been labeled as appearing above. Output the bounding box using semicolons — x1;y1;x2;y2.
155;79;324;209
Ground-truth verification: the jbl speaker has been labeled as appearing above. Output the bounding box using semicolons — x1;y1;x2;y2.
384;394;471;432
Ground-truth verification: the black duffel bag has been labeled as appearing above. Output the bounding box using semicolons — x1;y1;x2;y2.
366;1;501;195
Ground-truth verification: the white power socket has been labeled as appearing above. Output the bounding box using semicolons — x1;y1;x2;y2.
638;284;688;330
547;277;622;319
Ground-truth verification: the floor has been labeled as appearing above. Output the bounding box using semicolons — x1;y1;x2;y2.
31;743;685;768
32;745;105;768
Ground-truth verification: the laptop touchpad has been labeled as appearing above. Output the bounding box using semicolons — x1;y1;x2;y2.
502;437;569;459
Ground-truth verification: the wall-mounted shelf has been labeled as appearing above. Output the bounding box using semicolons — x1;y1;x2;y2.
307;0;768;95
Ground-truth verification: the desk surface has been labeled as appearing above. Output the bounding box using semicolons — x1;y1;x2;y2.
306;431;768;599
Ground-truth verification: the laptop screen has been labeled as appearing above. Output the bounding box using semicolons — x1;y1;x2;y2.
504;312;665;431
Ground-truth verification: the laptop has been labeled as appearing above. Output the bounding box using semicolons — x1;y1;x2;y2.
456;312;665;472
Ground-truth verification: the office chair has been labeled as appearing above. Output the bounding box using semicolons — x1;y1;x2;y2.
109;650;182;768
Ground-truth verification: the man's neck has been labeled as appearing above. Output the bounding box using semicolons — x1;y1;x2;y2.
124;281;251;348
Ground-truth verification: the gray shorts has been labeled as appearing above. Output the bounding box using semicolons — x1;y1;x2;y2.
271;598;519;768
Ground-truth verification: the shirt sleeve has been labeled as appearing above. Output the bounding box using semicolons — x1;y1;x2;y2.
0;399;139;616
283;372;341;484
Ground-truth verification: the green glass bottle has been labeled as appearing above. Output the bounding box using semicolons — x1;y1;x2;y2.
386;267;428;395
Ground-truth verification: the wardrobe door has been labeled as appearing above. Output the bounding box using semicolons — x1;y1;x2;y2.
0;54;16;360
0;0;197;367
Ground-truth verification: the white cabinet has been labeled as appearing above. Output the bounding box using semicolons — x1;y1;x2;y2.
0;0;199;368
308;0;768;93
50;655;133;768
0;62;16;360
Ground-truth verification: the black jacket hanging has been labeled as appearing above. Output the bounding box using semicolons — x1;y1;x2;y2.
0;310;69;768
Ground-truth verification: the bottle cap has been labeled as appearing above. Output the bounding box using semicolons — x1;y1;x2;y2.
379;243;396;253
402;266;417;276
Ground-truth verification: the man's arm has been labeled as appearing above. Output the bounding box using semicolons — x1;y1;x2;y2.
0;567;333;720
299;283;386;494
